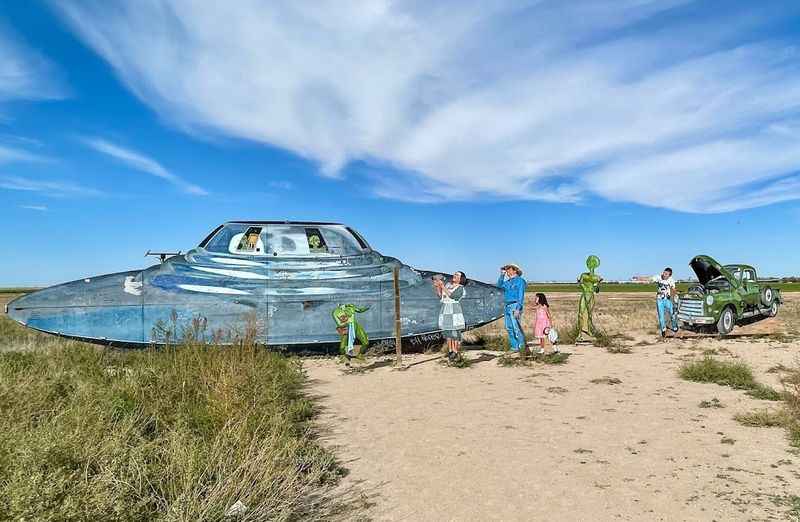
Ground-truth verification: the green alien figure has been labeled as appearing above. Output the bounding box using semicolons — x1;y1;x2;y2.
308;234;325;253
576;255;603;343
332;303;370;358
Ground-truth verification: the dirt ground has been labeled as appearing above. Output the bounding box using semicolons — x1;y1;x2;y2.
306;293;800;521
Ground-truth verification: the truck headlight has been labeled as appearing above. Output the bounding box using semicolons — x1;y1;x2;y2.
706;295;714;306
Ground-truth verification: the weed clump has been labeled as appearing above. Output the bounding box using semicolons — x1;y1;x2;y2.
590;377;622;385
497;351;569;367
699;398;724;409
680;357;784;402
439;353;472;369
679;357;757;390
746;383;784;401
533;351;570;364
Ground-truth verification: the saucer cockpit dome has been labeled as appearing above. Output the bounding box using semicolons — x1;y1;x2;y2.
199;222;371;257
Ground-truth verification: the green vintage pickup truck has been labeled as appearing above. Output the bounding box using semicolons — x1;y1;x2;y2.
677;255;781;335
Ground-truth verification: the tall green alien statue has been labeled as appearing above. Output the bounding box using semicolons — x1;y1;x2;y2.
332;303;370;358
576;255;603;343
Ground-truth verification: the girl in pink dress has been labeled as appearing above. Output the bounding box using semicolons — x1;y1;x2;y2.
533;293;556;354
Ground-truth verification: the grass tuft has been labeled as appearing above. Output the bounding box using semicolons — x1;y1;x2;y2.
679;357;756;390
746;383;784;401
734;409;790;427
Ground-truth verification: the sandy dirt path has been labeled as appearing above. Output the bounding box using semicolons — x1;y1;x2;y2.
307;334;800;521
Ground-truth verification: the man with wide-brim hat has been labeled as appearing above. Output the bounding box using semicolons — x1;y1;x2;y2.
497;263;526;353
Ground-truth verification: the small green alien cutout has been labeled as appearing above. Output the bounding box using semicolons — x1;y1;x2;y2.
576;255;603;343
332;303;370;357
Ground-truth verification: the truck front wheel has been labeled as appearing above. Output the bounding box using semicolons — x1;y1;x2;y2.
716;307;735;335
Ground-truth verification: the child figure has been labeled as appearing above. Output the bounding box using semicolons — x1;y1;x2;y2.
533;293;556;355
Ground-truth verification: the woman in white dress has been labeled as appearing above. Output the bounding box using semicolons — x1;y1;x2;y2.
433;271;467;361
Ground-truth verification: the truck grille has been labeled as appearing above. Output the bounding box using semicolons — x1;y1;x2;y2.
679;298;704;317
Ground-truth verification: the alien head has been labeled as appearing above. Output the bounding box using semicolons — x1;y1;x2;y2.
586;255;600;274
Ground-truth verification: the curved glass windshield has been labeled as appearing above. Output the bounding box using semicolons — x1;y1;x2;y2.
202;224;367;257
204;224;266;255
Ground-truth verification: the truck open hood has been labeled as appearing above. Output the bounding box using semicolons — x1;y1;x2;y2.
689;255;739;287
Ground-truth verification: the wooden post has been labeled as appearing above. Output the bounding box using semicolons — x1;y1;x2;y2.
393;266;402;365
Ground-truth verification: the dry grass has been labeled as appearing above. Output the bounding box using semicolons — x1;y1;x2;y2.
0;312;361;521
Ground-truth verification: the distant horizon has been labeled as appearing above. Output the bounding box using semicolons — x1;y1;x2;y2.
5;275;800;291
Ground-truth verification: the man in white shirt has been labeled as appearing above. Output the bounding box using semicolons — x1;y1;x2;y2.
652;267;678;338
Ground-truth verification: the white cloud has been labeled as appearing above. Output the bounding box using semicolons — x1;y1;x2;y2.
54;0;800;212
0;27;65;165
82;137;208;195
0;175;103;197
19;204;48;212
0;26;65;102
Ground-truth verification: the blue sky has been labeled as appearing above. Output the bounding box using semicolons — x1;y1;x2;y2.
1;1;800;286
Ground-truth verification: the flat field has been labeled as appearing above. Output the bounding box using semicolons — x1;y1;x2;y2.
2;292;800;521
308;292;800;521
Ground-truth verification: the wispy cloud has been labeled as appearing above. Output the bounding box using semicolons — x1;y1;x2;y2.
19;204;48;212
0;26;65;102
0;144;44;164
0;175;103;197
268;180;293;190
54;1;800;212
81;137;208;195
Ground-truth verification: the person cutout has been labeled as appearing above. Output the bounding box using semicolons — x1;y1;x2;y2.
533;292;557;355
651;267;679;339
434;271;467;361
497;264;526;353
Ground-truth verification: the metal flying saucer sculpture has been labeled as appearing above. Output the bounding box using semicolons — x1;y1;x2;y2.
6;221;504;351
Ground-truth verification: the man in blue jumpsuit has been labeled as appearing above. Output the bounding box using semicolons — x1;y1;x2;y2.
497;264;526;352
